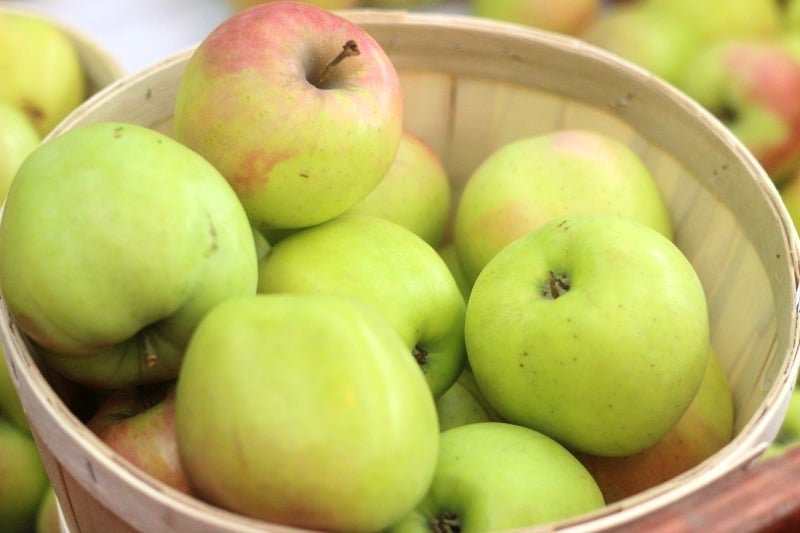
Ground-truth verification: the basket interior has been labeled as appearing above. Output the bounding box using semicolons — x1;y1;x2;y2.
13;10;800;532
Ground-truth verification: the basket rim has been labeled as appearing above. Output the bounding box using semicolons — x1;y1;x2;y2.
4;9;800;533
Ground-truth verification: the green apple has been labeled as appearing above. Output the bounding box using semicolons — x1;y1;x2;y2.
470;0;602;35
437;243;471;301
0;122;258;389
581;4;701;85
175;293;439;532
677;40;800;184
257;214;466;399
35;487;60;533
86;384;192;494
454;129;672;284
388;422;604;532
436;369;503;431
577;348;734;503
173;1;403;229
347;131;451;248
465;213;710;457
780;165;800;233
0;100;40;201
0;12;87;135
0;346;29;432
786;0;800;30
643;0;781;43
0;418;49;533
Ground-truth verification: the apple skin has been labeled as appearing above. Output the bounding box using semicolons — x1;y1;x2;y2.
643;0;781;43
436;369;503;431
34;487;60;533
787;0;800;30
678;41;800;184
257;214;466;399
0;100;40;201
173;1;403;230
454;129;672;284
0;418;49;533
0;346;29;432
86;384;192;494
465;214;710;457
0;122;258;389
0;12;87;136
175;293;439;532
576;348;734;503
347;131;451;248
437;243;471;301
470;0;602;36
388;422;604;532
581;4;700;86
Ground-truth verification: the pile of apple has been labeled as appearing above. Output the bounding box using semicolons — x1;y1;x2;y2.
0;2;737;532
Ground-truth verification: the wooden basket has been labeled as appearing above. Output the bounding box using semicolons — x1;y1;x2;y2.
0;3;125;108
1;10;799;532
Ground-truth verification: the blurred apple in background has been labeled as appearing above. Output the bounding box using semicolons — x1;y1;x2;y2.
347;131;452;248
470;0;601;35
0;101;40;201
763;388;800;459
454;129;672;285
582;3;700;86
35;487;60;533
174;2;403;230
785;0;800;30
0;418;49;533
229;0;361;10
86;384;192;494
436;369;503;431
0;348;30;432
577;349;734;503
677;40;800;184
0;11;87;136
643;0;781;43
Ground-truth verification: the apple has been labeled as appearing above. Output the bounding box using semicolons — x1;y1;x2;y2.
643;0;781;43
0;418;49;533
437;243;471;300
86;383;192;494
470;0;602;36
0;100;40;201
0;122;258;389
257;214;466;399
0;346;29;432
581;4;701;86
173;1;403;229
786;0;800;30
347;131;452;248
454;129;672;284
465;213;710;457
436;369;503;431
677;40;800;184
0;12;87;135
576;348;735;503
175;293;439;532
387;422;604;532
34;487;60;533
780;169;800;233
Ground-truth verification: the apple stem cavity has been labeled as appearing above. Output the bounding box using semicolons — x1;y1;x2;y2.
542;271;570;299
432;510;461;533
315;40;360;88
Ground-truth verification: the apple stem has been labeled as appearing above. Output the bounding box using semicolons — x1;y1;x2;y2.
413;344;429;368
432;511;461;533
141;333;159;369
543;271;570;299
315;40;360;87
